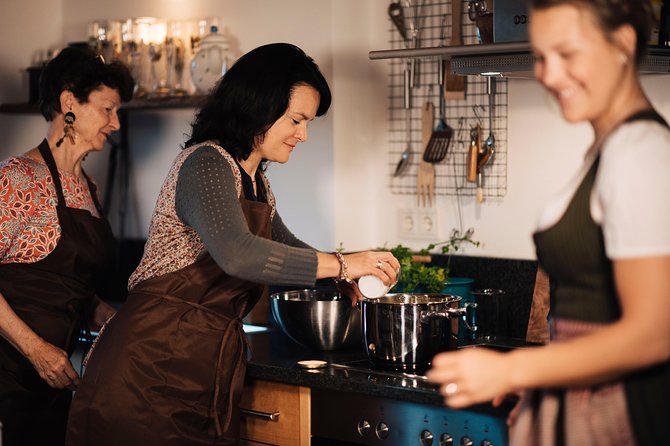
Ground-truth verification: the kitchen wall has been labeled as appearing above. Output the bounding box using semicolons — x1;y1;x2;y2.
1;0;669;261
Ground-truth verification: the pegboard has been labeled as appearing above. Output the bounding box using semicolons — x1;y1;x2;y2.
386;0;508;199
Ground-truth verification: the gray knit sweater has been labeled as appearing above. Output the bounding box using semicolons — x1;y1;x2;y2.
128;142;319;290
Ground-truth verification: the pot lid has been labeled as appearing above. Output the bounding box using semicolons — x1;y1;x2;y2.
368;293;461;305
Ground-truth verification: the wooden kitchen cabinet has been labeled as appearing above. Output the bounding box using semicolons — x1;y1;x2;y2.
239;378;311;446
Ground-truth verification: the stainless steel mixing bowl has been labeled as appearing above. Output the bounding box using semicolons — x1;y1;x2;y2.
270;289;362;351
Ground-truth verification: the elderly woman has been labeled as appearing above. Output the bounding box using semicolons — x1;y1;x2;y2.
426;0;670;444
66;43;399;445
0;47;134;446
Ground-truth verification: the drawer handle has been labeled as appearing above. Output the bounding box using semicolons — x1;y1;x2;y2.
240;408;281;421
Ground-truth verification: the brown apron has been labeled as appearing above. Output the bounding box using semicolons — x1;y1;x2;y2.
66;195;272;446
0;139;115;446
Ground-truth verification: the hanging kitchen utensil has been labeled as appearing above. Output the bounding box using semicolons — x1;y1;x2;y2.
482;77;496;166
416;101;435;207
467;124;480;183
475;172;485;203
394;62;412;177
423;126;453;164
476;78;496;203
423;57;453;163
445;0;466;100
405;0;425;89
388;1;408;41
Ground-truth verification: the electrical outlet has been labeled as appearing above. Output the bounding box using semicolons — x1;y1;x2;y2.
397;209;416;238
417;208;439;239
397;208;438;239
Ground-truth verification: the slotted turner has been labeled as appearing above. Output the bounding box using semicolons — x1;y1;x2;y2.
422;129;452;163
423;59;453;163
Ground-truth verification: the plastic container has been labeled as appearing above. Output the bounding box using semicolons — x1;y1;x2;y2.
358;266;400;299
359;275;393;298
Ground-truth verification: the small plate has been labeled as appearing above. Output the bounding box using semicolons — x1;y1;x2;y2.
297;360;328;370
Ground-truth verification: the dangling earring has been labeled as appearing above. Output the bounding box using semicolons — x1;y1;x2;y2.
56;111;76;147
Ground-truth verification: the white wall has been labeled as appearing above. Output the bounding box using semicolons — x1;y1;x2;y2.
0;0;337;249
1;0;669;260
0;0;62;162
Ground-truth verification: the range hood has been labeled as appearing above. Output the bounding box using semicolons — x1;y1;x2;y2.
369;42;670;79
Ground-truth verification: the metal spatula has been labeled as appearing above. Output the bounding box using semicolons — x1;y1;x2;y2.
422;128;452;163
422;59;453;163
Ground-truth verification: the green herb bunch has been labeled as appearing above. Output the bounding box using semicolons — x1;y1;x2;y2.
387;229;480;294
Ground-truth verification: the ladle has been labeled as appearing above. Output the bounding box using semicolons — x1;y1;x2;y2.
481;77;496;165
394;62;412;177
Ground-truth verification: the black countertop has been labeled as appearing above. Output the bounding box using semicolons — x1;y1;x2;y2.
244;325;528;417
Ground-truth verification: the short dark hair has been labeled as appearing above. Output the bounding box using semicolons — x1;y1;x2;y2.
185;42;332;163
529;0;654;65
39;46;135;121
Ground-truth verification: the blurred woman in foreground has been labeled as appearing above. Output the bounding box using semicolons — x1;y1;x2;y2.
427;0;670;444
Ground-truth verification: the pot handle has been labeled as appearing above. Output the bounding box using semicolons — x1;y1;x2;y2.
421;304;478;333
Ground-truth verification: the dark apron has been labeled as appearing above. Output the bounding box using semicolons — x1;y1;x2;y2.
66;195;272;446
0;139;115;446
517;111;670;445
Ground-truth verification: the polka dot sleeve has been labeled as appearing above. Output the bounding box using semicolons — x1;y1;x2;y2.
175;146;318;286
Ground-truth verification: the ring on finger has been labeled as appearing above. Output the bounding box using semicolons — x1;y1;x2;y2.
376;260;384;269
444;382;458;396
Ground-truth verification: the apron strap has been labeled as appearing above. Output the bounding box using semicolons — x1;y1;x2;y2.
37;139;105;214
211;318;247;437
81;169;105;216
624;109;669;128
37;139;66;206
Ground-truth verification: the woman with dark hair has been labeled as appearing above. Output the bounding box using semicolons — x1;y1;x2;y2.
427;0;669;444
0;46;134;446
66;43;399;445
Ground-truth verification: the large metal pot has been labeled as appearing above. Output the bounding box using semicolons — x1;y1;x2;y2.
362;293;464;372
270;289;361;351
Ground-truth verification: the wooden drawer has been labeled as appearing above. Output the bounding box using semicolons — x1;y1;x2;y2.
239;378;310;446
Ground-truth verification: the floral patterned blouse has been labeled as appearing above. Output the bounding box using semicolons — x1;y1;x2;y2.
0;155;100;264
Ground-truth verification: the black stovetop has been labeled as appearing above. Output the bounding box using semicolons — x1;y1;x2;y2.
244;325;538;413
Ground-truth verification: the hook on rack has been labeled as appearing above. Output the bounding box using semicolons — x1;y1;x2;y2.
472;104;485;126
456;117;467;146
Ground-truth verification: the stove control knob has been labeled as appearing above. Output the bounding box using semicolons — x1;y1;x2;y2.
420;429;434;446
460;436;473;446
357;419;371;437
439;433;454;445
376;422;389;439
480;441;494;446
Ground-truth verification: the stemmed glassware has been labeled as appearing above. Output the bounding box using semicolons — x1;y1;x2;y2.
88;16;223;98
166;20;188;96
131;17;168;97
